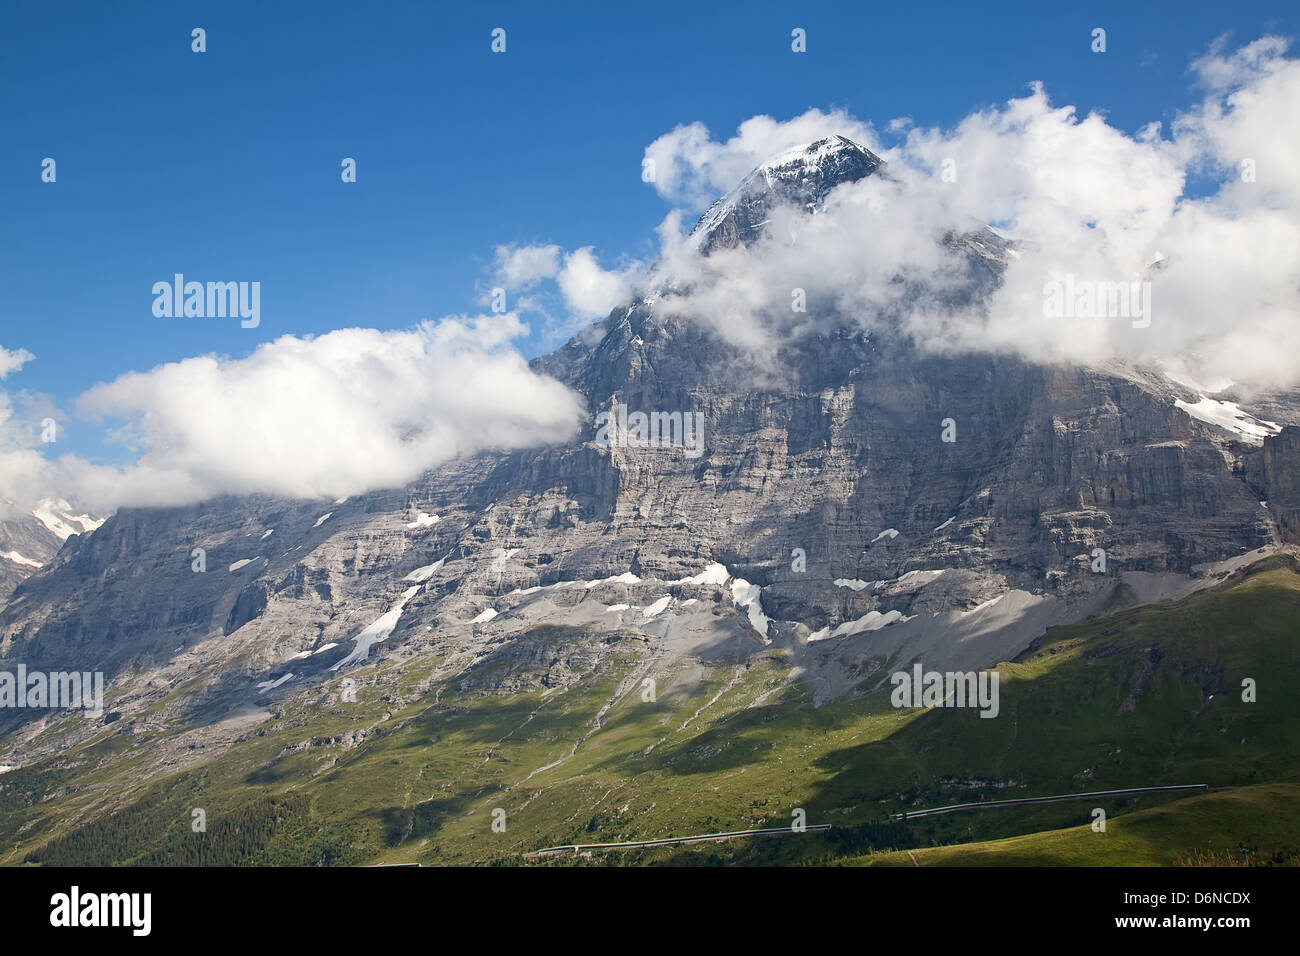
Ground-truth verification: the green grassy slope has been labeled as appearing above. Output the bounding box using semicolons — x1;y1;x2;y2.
844;784;1300;866
4;556;1299;866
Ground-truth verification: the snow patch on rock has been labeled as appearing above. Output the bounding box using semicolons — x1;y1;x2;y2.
642;596;672;619
676;563;730;586
1175;396;1282;443
730;578;771;642
808;610;911;643
32;500;104;541
255;673;294;692
404;556;447;583
332;586;420;670
585;571;641;588
489;548;520;573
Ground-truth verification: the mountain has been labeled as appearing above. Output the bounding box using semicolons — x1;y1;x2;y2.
9;537;1300;866
0;499;103;599
3;135;1300;864
690;134;886;253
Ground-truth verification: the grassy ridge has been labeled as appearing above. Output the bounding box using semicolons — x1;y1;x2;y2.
844;784;1300;866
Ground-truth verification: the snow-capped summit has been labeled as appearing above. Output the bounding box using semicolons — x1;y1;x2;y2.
32;499;105;541
0;498;106;598
690;134;885;253
752;134;883;182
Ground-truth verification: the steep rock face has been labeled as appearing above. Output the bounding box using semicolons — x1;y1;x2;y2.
1255;426;1300;541
5;312;1280;687
0;516;58;599
529;316;1277;615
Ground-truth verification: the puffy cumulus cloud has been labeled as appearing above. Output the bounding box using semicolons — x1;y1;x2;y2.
494;244;642;334
647;166;986;366
892;85;1183;259
876;84;1188;368
0;346;34;379
555;248;638;319
1180;36;1300;209
0;318;586;512
0;352;67;514
640;36;1300;389
493;243;561;288
643;109;880;208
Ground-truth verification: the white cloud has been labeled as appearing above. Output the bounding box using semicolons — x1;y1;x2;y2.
555;248;638;319
0;355;64;512
0;350;66;515
0;346;33;379
492;243;640;329
637;37;1300;389
493;243;561;287
0;317;586;512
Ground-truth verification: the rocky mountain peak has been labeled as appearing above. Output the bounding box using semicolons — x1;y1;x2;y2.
690;134;885;253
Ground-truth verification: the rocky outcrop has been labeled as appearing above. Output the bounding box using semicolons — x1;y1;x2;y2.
1255;425;1300;541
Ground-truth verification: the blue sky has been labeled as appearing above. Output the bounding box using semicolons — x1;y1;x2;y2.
1;0;1297;469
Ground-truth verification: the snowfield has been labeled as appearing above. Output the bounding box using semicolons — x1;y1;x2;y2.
808;609;911;642
1175;396;1282;443
676;563;730;586
404;556;447;583
642;596;672;619
331;586;420;670
32;501;104;541
255;673;294;692
730;578;771;642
